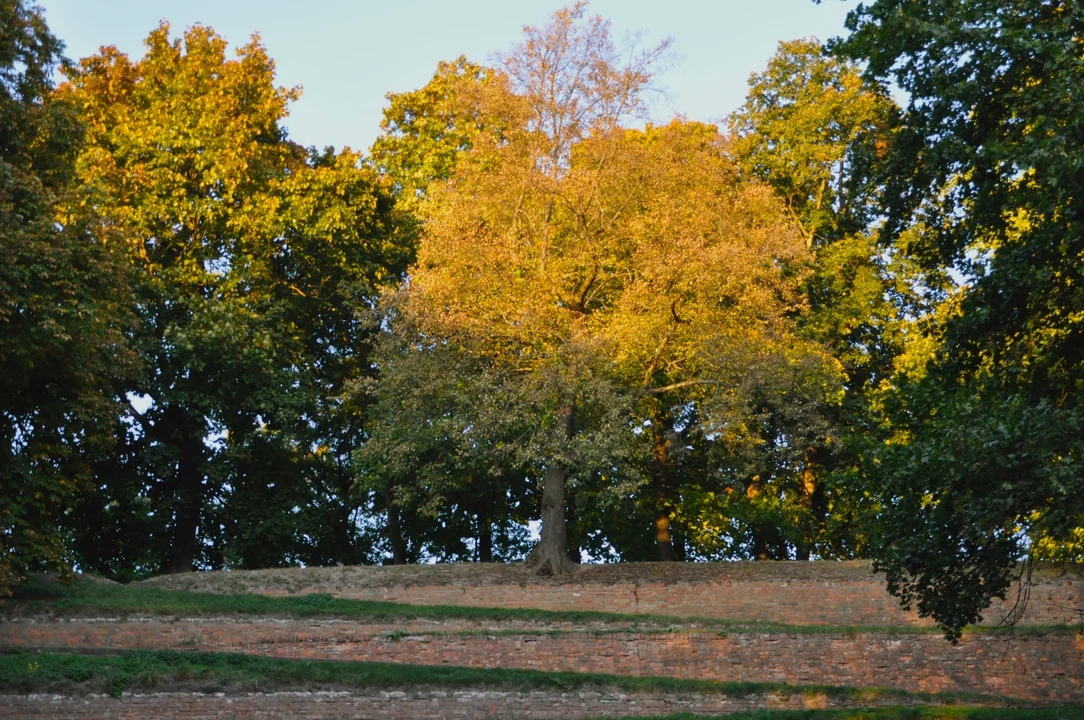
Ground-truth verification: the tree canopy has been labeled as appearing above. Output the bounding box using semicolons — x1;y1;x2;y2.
3;0;1079;643
0;0;133;597
388;5;841;572
832;0;1084;639
57;22;411;576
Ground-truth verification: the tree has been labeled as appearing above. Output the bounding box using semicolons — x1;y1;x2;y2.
399;3;673;573
58;24;301;573
833;0;1084;639
218;146;411;570
726;39;917;560
394;4;839;572
60;24;410;575
589;121;842;562
0;0;133;595
729;39;897;248
370;56;509;208
358;308;555;564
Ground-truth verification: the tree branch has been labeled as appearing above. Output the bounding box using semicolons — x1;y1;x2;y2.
648;378;730;395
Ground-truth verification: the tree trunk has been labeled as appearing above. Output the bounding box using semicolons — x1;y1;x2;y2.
385;487;406;565
477;494;493;563
752;523;788;560
796;446;818;561
655;514;676;561
672;526;687;562
651;406;676;562
566;485;582;563
795;542;811;562
746;474;770;562
527;404;576;575
328;465;361;565
752;525;770;561
478;521;493;563
167;417;204;574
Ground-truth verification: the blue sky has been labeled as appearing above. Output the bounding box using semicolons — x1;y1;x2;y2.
38;0;855;153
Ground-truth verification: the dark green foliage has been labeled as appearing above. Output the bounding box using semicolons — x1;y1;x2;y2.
725;39;912;562
356;313;546;564
833;0;1084;639
56;28;413;577
0;0;133;595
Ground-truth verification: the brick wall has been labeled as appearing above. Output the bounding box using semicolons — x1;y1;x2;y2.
4;618;1081;702
258;577;1082;627
0;689;941;720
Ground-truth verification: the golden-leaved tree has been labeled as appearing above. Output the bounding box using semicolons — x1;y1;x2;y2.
386;3;841;572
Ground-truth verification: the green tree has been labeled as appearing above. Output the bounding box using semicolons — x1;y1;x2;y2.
729;39;897;248
370;56;509;209
834;0;1084;639
726;39;915;561
217;146;410;570
0;0;133;594
358;308;553;564
60;24;410;575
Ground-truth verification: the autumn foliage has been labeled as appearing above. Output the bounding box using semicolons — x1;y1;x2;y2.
2;0;1081;641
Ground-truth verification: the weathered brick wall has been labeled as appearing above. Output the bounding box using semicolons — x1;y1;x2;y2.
0;689;940;720
4;618;1081;702
258;578;1082;627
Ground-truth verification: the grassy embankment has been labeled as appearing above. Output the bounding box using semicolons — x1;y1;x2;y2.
6;578;1080;717
8;575;1081;637
604;710;1084;720
0;648;996;706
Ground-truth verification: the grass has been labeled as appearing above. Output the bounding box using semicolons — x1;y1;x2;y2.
8;575;1081;638
589;710;1084;720
0;649;994;705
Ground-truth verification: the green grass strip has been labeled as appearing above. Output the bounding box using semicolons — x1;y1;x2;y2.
588;710;1084;720
8;576;1081;637
0;649;994;705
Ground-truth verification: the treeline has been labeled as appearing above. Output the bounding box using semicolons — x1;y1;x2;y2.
2;0;1081;639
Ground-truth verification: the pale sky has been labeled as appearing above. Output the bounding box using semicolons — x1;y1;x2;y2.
38;0;855;153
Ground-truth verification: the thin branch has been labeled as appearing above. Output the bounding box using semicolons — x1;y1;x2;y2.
649;378;731;395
